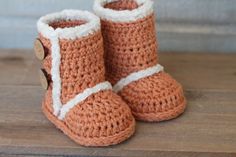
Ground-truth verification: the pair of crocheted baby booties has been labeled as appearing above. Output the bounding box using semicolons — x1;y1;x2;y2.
34;0;186;147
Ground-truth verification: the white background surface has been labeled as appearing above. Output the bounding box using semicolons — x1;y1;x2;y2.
0;0;236;53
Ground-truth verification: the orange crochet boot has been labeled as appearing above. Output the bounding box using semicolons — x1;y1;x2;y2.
35;10;135;146
93;0;186;122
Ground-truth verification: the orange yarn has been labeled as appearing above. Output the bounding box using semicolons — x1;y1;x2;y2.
99;0;186;122
104;0;139;10
39;20;135;146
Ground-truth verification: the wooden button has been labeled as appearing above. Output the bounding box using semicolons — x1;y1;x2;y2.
34;39;45;60
39;69;49;90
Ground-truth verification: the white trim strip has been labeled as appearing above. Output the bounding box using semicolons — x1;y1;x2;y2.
37;10;111;120
58;81;112;120
113;64;164;93
93;0;154;22
50;35;62;116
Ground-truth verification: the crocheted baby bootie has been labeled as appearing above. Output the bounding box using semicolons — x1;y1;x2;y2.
93;0;186;122
35;10;135;146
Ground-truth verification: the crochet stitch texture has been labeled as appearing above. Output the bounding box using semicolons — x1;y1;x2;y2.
94;0;187;122
36;10;135;146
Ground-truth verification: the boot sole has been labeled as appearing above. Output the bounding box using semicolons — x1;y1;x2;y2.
132;99;187;122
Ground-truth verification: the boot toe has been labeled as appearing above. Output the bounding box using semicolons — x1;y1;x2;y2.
63;90;135;146
119;72;186;122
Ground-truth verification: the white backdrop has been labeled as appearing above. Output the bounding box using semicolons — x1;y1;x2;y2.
0;0;236;53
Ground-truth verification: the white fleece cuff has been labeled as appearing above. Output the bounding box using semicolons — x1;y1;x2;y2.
93;0;154;22
37;9;100;39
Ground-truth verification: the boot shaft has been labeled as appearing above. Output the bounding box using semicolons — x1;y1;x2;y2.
36;10;105;114
94;0;158;85
40;31;105;104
